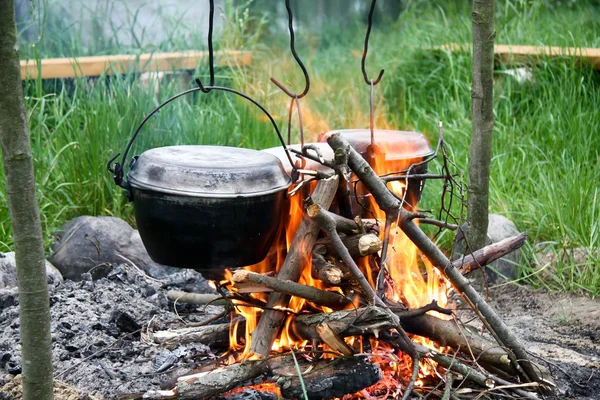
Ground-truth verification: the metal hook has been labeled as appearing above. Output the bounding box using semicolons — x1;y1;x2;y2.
369;81;375;146
361;0;384;86
270;0;310;99
195;0;215;93
286;95;305;148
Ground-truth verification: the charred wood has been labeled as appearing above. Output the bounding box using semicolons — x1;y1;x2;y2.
143;353;380;400
271;355;381;400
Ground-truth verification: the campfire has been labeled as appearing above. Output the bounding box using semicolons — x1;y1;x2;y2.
109;1;554;399
139;127;550;400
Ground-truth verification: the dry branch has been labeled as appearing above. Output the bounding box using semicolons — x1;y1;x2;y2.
250;176;340;357
167;290;229;306
453;232;527;274
326;133;544;386
151;323;233;346
232;270;351;309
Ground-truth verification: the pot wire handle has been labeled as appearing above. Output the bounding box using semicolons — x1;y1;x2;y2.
108;86;207;198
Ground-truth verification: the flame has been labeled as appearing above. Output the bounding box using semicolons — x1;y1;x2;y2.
223;70;452;395
366;143;449;312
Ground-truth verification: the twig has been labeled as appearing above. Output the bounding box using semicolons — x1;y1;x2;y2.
441;372;454;400
411;216;459;231
390;299;452;319
402;353;422;400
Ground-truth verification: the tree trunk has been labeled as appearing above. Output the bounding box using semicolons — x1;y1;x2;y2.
0;2;54;399
467;0;496;251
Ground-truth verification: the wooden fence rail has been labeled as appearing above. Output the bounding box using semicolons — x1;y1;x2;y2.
434;44;600;69
20;50;252;80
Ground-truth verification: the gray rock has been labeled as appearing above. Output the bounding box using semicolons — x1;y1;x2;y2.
49;216;177;281
0;252;63;289
453;214;521;284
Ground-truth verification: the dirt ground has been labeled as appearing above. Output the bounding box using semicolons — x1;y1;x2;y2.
486;285;600;399
0;265;598;399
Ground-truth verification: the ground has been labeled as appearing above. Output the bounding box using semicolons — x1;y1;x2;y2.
0;266;598;399
488;285;600;399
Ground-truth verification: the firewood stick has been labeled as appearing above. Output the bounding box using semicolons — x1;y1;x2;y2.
232;270;351;308
151;323;231;345
294;306;516;376
315;323;354;356
166;290;229;306
143;353;380;400
249;175;340;357
316;232;383;259
424;347;541;400
312;246;344;285
308;205;385;309
326;133;543;387
307;203;417;359
453;232;527;274
177;360;268;399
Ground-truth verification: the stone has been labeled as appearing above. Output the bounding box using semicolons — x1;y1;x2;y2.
49;216;177;281
0;252;63;290
534;246;598;281
453;214;521;284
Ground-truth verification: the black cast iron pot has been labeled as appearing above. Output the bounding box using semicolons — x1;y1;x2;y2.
121;145;291;271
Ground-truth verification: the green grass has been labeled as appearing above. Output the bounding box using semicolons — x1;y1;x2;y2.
1;0;599;295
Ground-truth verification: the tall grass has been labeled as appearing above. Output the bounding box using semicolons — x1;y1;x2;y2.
1;0;599;295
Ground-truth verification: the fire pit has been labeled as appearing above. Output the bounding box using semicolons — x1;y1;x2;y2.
118;0;554;398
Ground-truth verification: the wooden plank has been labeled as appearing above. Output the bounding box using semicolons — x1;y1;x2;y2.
20;50;252;80
434;43;600;69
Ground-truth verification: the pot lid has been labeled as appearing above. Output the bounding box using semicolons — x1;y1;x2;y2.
128;145;291;197
261;143;334;175
318;129;433;160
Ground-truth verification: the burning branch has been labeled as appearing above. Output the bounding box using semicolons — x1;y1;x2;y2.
232;270;352;308
326;132;546;388
249;176;340;357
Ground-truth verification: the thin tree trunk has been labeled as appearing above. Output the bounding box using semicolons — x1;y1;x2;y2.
0;1;54;399
467;0;496;250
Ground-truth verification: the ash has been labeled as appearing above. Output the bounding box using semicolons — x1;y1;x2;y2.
0;264;218;399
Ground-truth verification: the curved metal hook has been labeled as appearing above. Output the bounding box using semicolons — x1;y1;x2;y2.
361;0;384;85
286;96;305;148
196;0;215;93
270;0;310;98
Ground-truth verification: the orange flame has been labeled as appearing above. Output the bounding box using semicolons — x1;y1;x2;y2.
223;75;451;395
